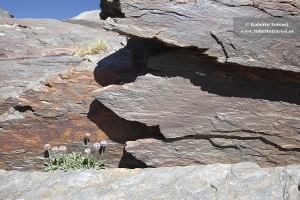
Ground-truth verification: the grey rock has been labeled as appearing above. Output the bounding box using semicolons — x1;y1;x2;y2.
93;48;300;167
63;18;105;30
72;10;100;20
102;0;300;72
0;16;169;171
0;16;132;170
0;8;14;18
0;18;109;60
0;56;82;103
0;17;125;103
125;138;300;167
0;162;299;199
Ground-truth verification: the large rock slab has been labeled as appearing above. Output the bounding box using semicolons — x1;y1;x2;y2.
126;138;300;167
93;48;300;167
0;16;149;170
102;0;300;72
0;13;170;170
0;17;126;102
0;17;123;60
0;162;300;199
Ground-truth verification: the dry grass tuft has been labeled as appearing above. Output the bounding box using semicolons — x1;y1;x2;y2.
75;40;108;56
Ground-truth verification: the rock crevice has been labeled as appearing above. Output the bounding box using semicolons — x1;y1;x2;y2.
92;42;300;168
101;0;300;72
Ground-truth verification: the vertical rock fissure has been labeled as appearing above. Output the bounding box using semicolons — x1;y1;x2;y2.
210;32;229;59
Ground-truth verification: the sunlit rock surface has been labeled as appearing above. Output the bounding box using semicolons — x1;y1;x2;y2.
102;0;300;72
1;163;300;199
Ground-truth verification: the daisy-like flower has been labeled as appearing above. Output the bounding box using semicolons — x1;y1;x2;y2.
59;145;67;152
94;143;101;149
84;148;91;154
100;140;107;147
85;133;91;139
85;133;91;145
44;144;50;150
51;146;59;152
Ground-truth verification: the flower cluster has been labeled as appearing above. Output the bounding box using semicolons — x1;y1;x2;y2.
43;134;108;172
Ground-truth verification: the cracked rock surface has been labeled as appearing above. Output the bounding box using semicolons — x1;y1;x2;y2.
101;0;300;72
0;15;138;170
0;162;299;199
93;48;300;167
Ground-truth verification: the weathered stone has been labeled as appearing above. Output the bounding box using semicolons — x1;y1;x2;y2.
125;138;300;167
63;18;104;30
94;38;168;86
93;48;300;167
102;0;300;72
0;15;169;170
72;10;100;20
0;17;120;60
0;162;300;199
0;56;83;103
0;8;14;18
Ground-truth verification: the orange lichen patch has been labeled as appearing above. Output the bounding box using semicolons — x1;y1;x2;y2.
0;64;157;170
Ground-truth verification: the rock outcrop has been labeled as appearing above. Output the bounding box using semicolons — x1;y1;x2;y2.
0;12;170;170
102;0;300;72
93;49;300;168
91;1;300;168
0;15;138;170
72;10;100;20
0;8;14;18
1;0;300;176
1;162;300;199
1;3;300;198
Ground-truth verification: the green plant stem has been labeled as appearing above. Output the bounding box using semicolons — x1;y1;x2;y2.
48;150;51;159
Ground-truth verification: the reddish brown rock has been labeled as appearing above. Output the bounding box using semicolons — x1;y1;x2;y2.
0;16;121;170
0;15;167;170
0;65;165;170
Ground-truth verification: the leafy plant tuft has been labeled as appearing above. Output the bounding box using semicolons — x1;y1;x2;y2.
44;152;104;172
43;136;107;172
75;39;108;56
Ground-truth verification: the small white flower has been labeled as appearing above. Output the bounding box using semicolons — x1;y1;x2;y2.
85;133;91;139
100;140;107;147
44;144;50;150
51;146;59;152
94;143;100;149
84;148;91;154
59;145;67;152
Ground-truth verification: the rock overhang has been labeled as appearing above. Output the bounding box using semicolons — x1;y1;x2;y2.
101;0;300;72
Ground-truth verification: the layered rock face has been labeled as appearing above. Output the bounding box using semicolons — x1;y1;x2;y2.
92;1;300;168
0;11;169;170
1;0;300;173
102;0;300;72
93;48;300;168
1;163;300;199
0;15;136;170
1;3;300;199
